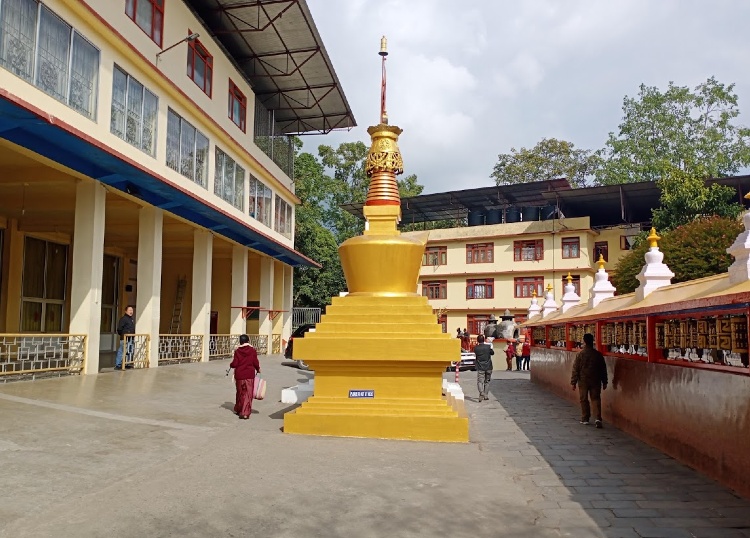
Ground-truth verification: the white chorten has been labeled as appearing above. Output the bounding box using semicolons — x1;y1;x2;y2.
528;290;542;319
561;272;581;313
541;283;558;318
635;227;674;301
727;194;750;285
588;254;616;308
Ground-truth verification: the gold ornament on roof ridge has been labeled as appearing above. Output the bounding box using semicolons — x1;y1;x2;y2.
566;272;573;283
647;227;661;248
597;254;606;270
546;283;553;293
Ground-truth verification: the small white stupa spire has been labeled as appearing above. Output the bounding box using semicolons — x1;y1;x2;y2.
528;289;542;319
561;272;581;313
727;192;750;284
635;227;674;301
588;254;616;308
541;283;558;318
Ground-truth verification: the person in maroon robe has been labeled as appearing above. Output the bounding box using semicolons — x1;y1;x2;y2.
229;334;261;419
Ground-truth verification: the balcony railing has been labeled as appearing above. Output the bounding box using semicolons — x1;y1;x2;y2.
0;334;86;381
158;335;203;364
208;335;240;361
121;334;150;369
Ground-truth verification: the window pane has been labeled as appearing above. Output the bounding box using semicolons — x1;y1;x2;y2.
125;76;143;147
153;9;162;45
45;241;67;300
214;147;225;197
110;67;127;138
23;236;45;298
21;301;42;331
36;6;71;101
142;89;158;155
0;0;39;82
135;0;153;36
179;120;196;179
166;109;180;171
195;131;209;187
125;0;135;18
194;55;205;89
100;306;114;333
69;33;99;117
234;164;245;211
45;302;63;332
248;176;257;218
102;254;117;304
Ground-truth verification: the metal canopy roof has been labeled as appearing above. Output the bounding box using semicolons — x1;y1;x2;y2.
185;0;356;135
342;176;750;229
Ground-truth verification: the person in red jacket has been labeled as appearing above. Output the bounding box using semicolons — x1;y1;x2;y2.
229;334;261;419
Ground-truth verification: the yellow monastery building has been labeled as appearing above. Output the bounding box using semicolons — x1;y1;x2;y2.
0;0;354;377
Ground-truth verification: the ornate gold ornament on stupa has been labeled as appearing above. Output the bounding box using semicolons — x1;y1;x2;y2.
283;37;468;442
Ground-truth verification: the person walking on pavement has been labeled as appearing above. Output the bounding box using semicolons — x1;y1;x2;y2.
474;334;494;401
114;305;135;370
515;335;525;371
504;340;515;371
229;334;261;419
570;333;608;428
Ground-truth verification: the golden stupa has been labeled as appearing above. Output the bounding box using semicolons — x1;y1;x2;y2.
283;37;468;442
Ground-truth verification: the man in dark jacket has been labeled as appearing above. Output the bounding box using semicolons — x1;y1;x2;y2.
114;305;135;370
570;333;608;428
474;334;494;402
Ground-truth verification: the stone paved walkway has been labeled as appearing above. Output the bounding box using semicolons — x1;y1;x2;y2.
0;360;748;537
476;371;750;538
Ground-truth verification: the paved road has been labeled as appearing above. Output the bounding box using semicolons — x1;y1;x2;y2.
0;358;748;537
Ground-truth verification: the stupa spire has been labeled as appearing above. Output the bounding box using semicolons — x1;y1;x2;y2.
364;36;403;208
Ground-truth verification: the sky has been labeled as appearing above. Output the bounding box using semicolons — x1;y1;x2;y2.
303;0;750;194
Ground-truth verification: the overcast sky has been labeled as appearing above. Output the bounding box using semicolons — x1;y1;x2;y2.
303;0;750;194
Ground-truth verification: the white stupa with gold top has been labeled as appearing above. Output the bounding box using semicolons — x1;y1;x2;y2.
283;38;468;442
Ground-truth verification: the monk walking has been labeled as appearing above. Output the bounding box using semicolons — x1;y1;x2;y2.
229;334;261;420
570;333;608;428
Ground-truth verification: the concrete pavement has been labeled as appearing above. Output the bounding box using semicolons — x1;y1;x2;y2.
0;358;748;537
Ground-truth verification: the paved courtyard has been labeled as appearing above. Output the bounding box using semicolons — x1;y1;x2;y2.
1;357;749;538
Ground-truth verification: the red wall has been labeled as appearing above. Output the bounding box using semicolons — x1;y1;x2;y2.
531;347;750;499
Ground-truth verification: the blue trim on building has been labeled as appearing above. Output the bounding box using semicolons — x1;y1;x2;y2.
0;96;316;268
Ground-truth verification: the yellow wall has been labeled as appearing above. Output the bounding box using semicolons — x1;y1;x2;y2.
245;254;261;334
159;257;192;333
211;257;232;334
272;261;284;334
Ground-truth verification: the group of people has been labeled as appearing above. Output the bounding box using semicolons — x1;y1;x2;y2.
504;336;531;371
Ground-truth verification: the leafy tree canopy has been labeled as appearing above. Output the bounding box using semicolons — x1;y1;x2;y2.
611;216;744;294
491;138;598;188
595;77;750;185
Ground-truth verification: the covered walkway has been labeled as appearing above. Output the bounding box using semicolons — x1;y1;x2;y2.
0;362;748;537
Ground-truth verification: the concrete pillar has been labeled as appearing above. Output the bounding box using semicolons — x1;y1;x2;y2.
135;207;163;368
69;181;106;375
191;230;213;361
231;245;248;335
258;256;275;337
282;264;294;341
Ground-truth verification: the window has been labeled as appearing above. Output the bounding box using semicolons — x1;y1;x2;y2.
228;80;246;131
125;0;164;47
562;237;580;259
621;235;636;251
466;278;494;299
248;174;272;228
466;243;493;264
422;246;447;266
214;147;245;211
514;239;544;261
187;32;212;96
438;314;447;334
111;65;158;155
166;108;209;186
422;280;447;300
21;237;68;332
514;276;544;298
595;241;609;262
561;275;581;295
274;195;293;238
467;315;490;336
0;2;99;118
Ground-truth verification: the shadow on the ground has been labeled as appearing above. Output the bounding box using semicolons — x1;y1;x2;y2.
269;403;300;420
487;377;750;537
220;402;258;415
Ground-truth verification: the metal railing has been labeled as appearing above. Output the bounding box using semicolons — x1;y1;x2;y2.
0;334;86;380
254;97;294;179
208;335;240;361
292;307;321;330
121;334;150;369
158;335;203;364
248;334;268;355
271;334;282;354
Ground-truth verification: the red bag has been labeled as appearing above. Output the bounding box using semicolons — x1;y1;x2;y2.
253;375;266;400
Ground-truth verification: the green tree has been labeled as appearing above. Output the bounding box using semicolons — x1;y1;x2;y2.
611;217;744;294
651;168;743;232
491;138;598;188
595;77;750;185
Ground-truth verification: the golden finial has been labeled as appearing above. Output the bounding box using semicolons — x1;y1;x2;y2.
744;191;750;200
546;283;553;293
647;227;661;248
532;289;537;298
566;272;573;284
597;254;606;270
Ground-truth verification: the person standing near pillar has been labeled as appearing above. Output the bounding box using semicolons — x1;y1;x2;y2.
474;334;494;401
114;306;135;370
570;333;608;428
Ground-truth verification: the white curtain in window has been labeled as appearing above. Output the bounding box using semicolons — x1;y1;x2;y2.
234;163;245;211
135;0;153;36
69;33;99;118
179;121;196;179
248;176;257;218
110;67;127;138
142;89;157;155
36;6;70;102
195;132;209;187
126;76;143;147
0;0;39;81
166;109;180;172
214;147;226;198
